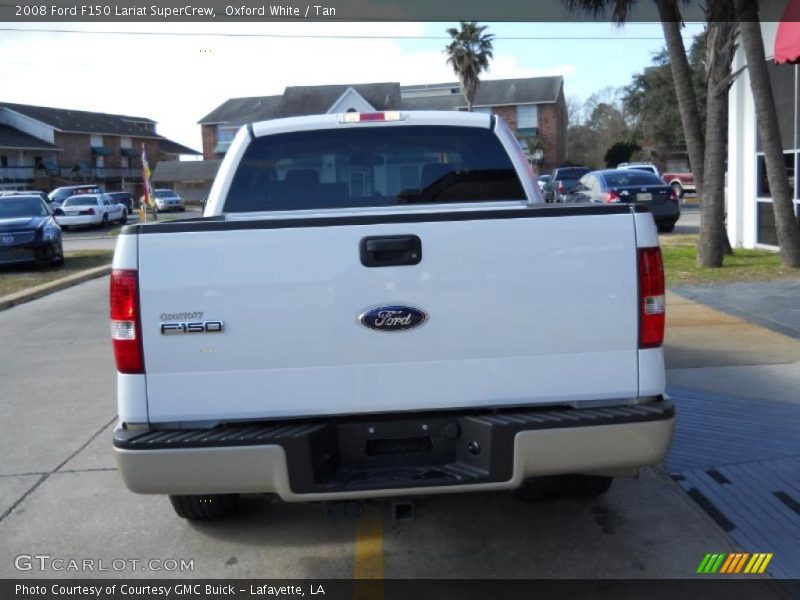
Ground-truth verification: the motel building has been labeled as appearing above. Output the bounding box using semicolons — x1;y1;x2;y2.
727;0;800;249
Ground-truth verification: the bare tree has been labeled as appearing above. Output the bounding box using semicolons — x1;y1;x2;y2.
737;2;800;267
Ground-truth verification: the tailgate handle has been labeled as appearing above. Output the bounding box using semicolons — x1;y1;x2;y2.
360;235;422;267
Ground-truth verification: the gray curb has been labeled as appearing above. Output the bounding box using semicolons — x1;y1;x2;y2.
0;264;111;311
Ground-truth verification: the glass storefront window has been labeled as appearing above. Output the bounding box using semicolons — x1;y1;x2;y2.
756;152;795;198
756;201;778;246
756;62;796;152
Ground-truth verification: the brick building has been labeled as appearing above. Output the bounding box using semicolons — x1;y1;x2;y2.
0;102;199;193
198;77;567;174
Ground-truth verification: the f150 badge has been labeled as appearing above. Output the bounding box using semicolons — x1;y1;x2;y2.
160;321;224;335
360;306;426;332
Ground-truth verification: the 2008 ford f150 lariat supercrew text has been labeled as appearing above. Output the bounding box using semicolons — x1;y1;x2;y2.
110;111;675;519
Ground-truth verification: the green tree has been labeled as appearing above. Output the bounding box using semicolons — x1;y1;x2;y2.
444;22;495;112
565;0;734;266
605;141;641;167
623;36;707;151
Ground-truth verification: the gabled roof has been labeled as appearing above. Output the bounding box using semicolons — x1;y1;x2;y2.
152;159;222;183
159;138;201;156
198;95;283;126
0;124;60;151
198;83;402;124
399;95;464;111
401;76;564;107
274;82;401;118
0;102;158;137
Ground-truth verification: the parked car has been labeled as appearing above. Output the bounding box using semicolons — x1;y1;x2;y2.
106;191;134;212
153;189;185;212
542;166;590;203
567;169;681;232
0;194;63;266
661;171;695;198
2;190;50;204
617;162;661;177
111;111;674;520
537;174;551;191
54;194;127;229
48;185;104;208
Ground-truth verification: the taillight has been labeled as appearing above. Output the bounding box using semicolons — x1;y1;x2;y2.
110;269;144;373
669;189;679;202
557;181;565;193
339;111;404;123
638;247;665;348
604;191;621;204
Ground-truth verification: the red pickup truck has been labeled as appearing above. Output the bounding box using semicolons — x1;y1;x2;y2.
661;171;695;198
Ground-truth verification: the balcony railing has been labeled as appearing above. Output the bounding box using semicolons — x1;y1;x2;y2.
59;167;140;180
1;165;142;182
0;167;35;182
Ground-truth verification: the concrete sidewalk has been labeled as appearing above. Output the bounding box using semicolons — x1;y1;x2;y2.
665;291;800;403
662;289;800;583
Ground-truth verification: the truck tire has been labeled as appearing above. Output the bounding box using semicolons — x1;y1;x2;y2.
169;494;239;519
657;221;676;233
670;182;684;199
512;474;614;502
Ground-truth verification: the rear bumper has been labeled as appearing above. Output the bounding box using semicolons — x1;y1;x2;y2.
114;399;675;501
649;203;681;223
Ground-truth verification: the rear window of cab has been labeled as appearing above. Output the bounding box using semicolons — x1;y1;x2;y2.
223;125;526;212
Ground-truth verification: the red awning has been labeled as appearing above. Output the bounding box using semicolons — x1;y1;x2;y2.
775;0;800;64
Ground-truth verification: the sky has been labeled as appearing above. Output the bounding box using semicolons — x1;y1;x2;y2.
0;21;706;154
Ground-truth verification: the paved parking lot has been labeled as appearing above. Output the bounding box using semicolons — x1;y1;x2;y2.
0;278;753;581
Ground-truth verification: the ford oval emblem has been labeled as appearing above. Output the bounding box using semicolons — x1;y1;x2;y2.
360;305;427;332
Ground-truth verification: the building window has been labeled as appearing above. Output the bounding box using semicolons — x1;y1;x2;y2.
217;125;239;144
120;137;132;149
0;155;7;167
756;201;779;246
517;105;538;134
756;153;795;198
121;156;129;169
756;62;795;152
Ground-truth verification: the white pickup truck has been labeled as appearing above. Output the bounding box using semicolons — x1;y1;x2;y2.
111;111;675;519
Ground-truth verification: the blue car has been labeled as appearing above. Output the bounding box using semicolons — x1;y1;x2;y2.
0;195;64;267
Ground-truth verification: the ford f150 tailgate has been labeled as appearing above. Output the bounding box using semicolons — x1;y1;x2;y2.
125;112;648;424
134;208;641;422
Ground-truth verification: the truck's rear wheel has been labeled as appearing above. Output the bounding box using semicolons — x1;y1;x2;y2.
169;494;239;519
512;474;614;502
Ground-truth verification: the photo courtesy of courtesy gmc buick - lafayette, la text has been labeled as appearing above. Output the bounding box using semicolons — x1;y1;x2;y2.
110;111;675;519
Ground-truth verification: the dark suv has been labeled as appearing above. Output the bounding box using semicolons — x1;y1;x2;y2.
542;166;591;203
106;192;134;211
48;185;103;208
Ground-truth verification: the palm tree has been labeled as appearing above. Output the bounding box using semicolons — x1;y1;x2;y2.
445;22;495;112
656;0;705;200
737;2;800;267
698;15;737;266
565;0;733;265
